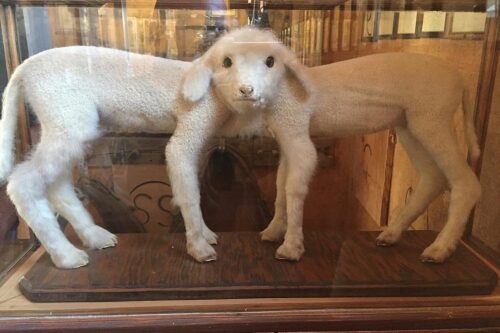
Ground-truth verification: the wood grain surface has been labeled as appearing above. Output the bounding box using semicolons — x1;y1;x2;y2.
19;231;497;302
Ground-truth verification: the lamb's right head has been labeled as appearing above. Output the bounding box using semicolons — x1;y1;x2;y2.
182;27;310;114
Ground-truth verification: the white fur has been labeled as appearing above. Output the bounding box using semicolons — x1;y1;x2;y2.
0;46;235;268
0;28;481;268
182;28;481;263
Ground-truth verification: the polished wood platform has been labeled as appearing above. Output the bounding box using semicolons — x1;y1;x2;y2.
19;231;498;302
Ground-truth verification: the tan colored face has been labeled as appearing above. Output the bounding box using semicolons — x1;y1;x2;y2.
181;28;308;111
210;41;287;113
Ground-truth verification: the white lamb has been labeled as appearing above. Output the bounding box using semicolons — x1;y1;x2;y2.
0;28;480;269
181;28;481;264
0;46;229;268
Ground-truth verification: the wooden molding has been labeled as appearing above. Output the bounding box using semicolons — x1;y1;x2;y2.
465;14;499;238
0;304;499;332
0;0;487;11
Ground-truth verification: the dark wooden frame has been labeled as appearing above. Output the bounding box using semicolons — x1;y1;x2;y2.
0;305;498;333
0;0;488;11
464;12;500;266
0;3;36;283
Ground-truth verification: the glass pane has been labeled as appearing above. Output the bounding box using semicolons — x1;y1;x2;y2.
472;48;500;260
0;6;34;283
0;0;496;312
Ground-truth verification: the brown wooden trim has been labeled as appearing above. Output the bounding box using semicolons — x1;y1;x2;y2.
0;0;486;11
322;10;331;53
338;3;345;51
0;5;31;163
0;5;32;240
0;7;11;71
471;17;499;175
1;0;349;10
2;6;30;154
465;15;499;237
379;129;396;226
0;305;499;333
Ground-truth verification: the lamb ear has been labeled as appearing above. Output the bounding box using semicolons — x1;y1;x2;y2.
182;57;213;102
281;46;314;97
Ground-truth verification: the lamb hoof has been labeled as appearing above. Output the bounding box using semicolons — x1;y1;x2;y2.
376;229;400;247
203;227;218;245
82;226;118;250
275;242;304;261
52;248;89;269
420;242;455;263
188;239;217;262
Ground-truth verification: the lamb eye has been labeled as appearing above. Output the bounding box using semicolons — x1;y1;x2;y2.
265;56;274;68
223;57;232;68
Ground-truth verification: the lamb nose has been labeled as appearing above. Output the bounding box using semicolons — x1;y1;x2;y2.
239;85;254;96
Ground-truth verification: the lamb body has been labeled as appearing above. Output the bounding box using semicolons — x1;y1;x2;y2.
183;28;481;263
7;46;199;135
310;53;461;136
263;54;481;263
0;46;239;268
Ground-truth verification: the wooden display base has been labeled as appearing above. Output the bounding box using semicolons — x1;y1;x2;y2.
19;231;497;302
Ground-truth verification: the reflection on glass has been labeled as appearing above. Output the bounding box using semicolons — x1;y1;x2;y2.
0;0;495;299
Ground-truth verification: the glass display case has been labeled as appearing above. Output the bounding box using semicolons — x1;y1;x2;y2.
0;0;498;331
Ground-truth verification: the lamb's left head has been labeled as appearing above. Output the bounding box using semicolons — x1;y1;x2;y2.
182;27;310;113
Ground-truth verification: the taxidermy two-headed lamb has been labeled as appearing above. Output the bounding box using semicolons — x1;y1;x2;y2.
0;27;308;269
0;27;480;269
